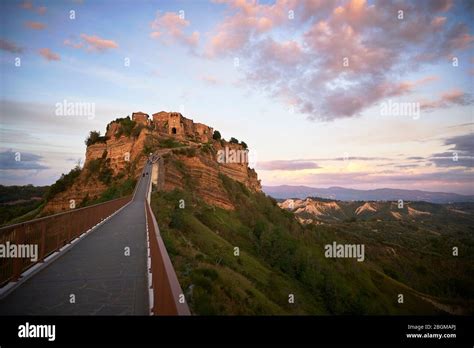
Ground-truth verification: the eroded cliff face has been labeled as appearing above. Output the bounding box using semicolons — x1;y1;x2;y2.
42;112;261;214
41;176;108;214
42;122;149;214
161;143;261;210
152;136;260;210
85;128;148;177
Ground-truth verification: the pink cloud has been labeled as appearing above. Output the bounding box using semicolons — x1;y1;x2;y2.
259;39;303;66
150;12;199;48
0;39;23;53
81;34;118;51
25;21;46;30
206;0;301;57
431;16;447;29
64;34;118;52
428;0;454;12
150;31;161;39
37;6;47;15
200;75;220;85
63;39;83;49
421;89;472;110
20;1;33;10
38;48;60;61
205;0;473;120
20;1;46;14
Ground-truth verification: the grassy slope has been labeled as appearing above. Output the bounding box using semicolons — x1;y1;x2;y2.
151;171;472;315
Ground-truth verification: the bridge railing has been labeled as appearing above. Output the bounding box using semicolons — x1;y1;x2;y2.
0;195;132;287
145;161;190;315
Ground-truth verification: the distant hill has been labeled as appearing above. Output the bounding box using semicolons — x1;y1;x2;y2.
0;184;49;226
279;197;474;225
263;185;474;204
0;184;48;204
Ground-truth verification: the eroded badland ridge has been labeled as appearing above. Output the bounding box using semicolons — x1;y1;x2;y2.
42;111;260;214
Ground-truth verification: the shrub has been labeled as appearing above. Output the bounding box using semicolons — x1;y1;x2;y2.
131;124;144;138
46;166;81;200
185;147;196;157
121;117;136;136
99;165;113;184
213;130;221;140
229;137;239;144
87;159;101;173
85;131;107;146
113;117;136;138
159;138;185;148
240;141;248;149
201;142;214;154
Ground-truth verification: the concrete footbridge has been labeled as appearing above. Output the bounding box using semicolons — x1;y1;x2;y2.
0;157;189;315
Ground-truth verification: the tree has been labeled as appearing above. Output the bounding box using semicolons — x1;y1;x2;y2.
230;137;239;144
213;130;221;140
240;141;248;149
85;131;101;146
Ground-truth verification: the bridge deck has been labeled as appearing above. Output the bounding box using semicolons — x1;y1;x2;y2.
0;165;152;315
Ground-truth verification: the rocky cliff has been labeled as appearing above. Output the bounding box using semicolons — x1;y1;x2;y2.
161;141;260;210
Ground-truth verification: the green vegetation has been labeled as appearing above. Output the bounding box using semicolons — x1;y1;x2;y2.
150;170;473;315
85;130;107;146
143;135;186;154
113;116;137;138
45;166;81;200
86;154;113;185
131;124;144;138
229;137;239;144
200;142;215;155
212;130;221;140
173;147;197;157
79;178;136;207
240;141;248;149
0;185;48;226
159;138;186;148
0;185;48;204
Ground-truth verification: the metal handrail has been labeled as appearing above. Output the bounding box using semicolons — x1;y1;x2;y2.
0;195;132;233
0;195;132;287
145;161;191;315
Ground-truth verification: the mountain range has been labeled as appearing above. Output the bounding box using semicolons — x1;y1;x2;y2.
263;185;474;204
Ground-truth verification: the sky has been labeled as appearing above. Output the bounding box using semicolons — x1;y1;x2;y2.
0;0;473;194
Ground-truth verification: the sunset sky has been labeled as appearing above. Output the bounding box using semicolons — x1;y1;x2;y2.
1;0;473;194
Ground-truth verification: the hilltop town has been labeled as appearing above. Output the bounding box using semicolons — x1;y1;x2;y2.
42;111;260;214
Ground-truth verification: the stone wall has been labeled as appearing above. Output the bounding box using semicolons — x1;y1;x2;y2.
132;112;150;126
152;111;214;142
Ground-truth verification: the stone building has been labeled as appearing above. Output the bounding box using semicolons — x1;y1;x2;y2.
132;112;150;126
152;111;213;142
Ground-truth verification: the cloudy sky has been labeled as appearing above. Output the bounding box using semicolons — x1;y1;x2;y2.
0;0;473;194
